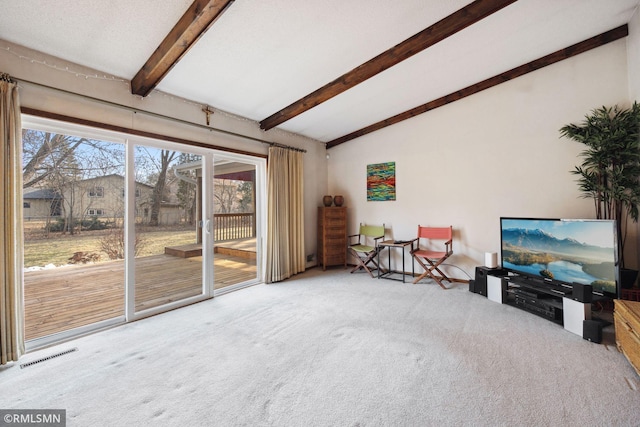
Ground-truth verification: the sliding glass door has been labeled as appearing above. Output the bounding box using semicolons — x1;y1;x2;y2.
22;119;128;347
212;156;263;293
21;115;265;348
132;144;210;316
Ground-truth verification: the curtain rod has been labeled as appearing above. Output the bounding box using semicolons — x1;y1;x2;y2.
14;77;307;153
1;72;16;83
268;142;307;153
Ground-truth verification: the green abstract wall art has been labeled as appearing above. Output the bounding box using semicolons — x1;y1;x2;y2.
367;162;396;201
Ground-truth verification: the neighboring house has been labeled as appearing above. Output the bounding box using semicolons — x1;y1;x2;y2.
142;201;183;225
63;174;151;223
24;174;185;225
22;189;61;220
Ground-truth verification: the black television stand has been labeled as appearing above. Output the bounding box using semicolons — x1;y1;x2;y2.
506;278;565;324
482;271;594;339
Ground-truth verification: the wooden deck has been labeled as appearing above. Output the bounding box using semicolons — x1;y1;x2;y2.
24;252;256;341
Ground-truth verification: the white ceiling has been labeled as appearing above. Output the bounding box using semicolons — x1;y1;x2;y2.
1;0;638;144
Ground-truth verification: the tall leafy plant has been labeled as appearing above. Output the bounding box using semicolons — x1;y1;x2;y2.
559;101;640;268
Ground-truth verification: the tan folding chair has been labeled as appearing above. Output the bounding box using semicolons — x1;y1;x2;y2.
348;223;385;277
411;226;453;288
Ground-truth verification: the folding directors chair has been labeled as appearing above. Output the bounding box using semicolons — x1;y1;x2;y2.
348;223;385;277
411;226;453;289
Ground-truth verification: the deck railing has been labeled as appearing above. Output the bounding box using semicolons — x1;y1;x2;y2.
214;212;255;241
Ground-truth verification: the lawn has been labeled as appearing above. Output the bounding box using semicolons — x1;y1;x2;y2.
24;228;196;268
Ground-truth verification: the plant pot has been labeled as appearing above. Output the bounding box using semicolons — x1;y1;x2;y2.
620;268;639;289
333;195;344;207
322;195;333;207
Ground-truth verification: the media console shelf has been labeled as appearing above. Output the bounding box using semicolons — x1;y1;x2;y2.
505;275;568;325
484;270;596;340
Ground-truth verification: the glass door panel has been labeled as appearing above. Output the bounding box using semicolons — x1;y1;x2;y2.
213;158;259;292
22;126;126;343
21;117;263;346
133;146;205;313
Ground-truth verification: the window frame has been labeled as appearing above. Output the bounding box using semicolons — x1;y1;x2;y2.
88;186;104;198
87;208;105;216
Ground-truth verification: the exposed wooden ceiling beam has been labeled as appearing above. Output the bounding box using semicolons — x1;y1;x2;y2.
259;0;518;131
326;25;629;149
131;0;234;97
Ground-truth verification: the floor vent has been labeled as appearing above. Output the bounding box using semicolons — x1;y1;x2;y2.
20;347;78;369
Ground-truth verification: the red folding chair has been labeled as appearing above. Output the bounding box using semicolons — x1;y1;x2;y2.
411;226;453;289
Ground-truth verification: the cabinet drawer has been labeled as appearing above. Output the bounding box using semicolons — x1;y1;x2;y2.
324;210;346;220
614;300;640;376
615;300;640;330
323;255;345;266
324;247;346;256
324;230;345;239
614;316;640;376
324;237;346;246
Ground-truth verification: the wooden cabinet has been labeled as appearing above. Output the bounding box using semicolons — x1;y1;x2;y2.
614;299;640;376
317;207;347;270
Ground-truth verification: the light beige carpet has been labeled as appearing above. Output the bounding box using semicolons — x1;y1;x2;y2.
1;268;638;426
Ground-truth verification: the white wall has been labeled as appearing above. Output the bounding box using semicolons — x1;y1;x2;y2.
328;39;634;280
0;39;328;270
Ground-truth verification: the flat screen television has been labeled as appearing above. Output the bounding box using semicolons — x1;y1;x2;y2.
500;217;619;298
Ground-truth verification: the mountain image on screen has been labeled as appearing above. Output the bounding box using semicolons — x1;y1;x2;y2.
502;228;613;262
501;223;616;294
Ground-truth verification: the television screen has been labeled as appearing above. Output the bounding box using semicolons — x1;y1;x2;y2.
500;217;619;297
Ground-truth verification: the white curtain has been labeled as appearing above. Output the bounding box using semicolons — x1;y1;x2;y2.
265;146;305;283
0;73;24;365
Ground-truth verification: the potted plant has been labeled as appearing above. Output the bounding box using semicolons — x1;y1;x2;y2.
560;101;640;288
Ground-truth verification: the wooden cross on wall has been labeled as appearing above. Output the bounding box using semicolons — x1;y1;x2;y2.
202;106;214;126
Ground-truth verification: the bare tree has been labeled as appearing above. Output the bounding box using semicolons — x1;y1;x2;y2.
176;153;199;225
22;130;123;189
22;131;86;189
22;129;125;235
214;179;238;213
149;150;177;226
237;180;253;213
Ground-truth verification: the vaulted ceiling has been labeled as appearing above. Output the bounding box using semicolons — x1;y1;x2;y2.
1;0;638;148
